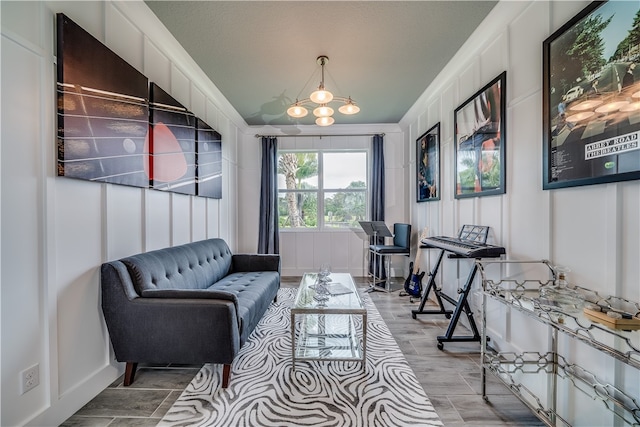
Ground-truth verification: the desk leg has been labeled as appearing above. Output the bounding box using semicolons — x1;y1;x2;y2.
291;312;296;371
362;311;367;371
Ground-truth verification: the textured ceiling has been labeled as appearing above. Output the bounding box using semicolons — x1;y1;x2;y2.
145;1;497;128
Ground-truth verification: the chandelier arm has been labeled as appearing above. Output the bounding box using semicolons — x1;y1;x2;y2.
331;96;356;103
295;96;355;105
295;98;314;107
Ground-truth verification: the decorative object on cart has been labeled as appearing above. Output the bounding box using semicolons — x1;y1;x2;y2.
478;259;640;427
537;265;584;314
412;225;505;350
582;303;640;330
454;72;506;198
543;1;640;190
401;227;429;300
286;56;360;126
416;123;440;202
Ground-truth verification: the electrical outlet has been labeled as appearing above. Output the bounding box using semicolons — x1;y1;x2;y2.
20;364;39;395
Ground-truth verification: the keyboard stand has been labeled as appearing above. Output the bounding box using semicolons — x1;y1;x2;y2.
411;249;453;320
412;248;497;350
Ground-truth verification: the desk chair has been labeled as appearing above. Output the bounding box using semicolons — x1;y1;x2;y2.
369;223;411;292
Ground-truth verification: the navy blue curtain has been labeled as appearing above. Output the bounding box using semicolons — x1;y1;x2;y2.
258;137;279;254
369;134;385;278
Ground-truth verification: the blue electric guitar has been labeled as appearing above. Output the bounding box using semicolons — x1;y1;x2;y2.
403;228;428;298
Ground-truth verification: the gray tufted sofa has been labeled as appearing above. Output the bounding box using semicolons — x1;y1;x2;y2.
100;238;280;388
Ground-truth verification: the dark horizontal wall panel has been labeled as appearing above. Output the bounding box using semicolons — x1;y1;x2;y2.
148;82;197;196
196;118;222;199
56;13;149;188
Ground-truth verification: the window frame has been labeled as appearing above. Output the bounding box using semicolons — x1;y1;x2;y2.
277;148;369;231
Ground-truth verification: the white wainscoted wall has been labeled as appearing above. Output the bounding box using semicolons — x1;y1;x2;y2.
2;0;640;426
1;1;242;425
402;1;639;425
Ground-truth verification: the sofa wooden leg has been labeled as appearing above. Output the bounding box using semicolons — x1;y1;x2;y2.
124;362;138;386
222;364;231;388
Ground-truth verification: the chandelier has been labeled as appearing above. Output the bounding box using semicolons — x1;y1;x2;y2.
287;55;360;126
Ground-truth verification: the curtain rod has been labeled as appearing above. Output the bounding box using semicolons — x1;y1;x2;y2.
255;133;384;138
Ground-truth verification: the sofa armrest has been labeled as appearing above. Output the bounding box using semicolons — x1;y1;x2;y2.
231;254;280;274
101;262;242;365
139;289;241;331
141;288;238;303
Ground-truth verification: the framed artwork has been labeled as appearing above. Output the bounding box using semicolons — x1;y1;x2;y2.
56;13;149;188
416;123;440;202
196;118;223;199
543;1;640;190
147;83;197;196
454;71;506;198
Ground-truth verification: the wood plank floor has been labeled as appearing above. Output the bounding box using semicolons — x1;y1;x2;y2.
61;277;542;426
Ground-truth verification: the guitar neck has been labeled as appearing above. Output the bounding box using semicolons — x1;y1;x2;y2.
413;229;428;274
412;246;424;274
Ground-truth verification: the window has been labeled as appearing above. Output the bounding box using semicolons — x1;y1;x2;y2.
277;150;367;230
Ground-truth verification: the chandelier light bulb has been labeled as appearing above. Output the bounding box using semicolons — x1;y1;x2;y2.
287;103;308;118
338;98;360;115
310;88;334;104
316;116;335;126
313;105;334;118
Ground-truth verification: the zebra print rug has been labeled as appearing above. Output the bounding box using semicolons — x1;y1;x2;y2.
159;288;443;427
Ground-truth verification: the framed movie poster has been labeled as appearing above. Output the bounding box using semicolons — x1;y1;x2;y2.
543;1;640;189
416;123;440;202
454;71;506;198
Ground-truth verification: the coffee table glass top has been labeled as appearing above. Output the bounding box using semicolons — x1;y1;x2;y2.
291;272;367;368
293;273;364;311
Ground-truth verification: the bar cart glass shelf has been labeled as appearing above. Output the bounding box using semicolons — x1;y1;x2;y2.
477;259;640;427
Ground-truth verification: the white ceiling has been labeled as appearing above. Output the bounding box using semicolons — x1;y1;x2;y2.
145;1;498;128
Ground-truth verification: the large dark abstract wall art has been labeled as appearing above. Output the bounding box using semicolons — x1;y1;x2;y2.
56;13;149;188
148;83;197;196
56;14;223;199
196;119;222;199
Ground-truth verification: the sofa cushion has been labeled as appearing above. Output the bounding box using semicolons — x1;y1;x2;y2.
211;271;280;344
123;238;233;294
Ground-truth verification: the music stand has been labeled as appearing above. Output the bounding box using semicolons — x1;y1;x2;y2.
358;221;393;291
350;226;369;277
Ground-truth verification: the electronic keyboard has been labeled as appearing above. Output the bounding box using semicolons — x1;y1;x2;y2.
421;236;505;258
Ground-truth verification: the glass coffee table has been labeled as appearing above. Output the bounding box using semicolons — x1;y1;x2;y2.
291;273;367;370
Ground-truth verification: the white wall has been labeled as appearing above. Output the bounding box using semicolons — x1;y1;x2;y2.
0;1;241;425
402;1;640;425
